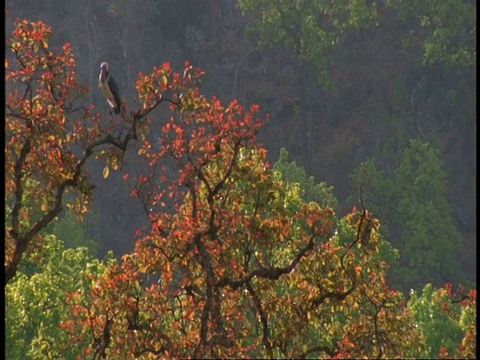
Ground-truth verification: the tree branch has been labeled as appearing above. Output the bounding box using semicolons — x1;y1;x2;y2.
246;281;272;356
216;234;316;290
193;232;215;357
297;345;339;359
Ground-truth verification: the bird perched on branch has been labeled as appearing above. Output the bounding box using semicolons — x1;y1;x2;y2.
98;61;122;115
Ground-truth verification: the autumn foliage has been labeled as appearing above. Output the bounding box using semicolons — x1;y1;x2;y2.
5;19;97;284
5;18;476;359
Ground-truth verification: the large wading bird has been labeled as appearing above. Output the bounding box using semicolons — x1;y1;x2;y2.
98;62;122;115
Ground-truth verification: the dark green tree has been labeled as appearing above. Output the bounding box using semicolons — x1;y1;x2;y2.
52;208;100;256
351;139;464;291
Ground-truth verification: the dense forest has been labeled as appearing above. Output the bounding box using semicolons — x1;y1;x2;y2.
5;1;476;358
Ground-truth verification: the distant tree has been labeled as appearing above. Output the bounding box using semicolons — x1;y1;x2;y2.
52;208;100;256
388;0;476;68
351;139;465;291
394;139;464;287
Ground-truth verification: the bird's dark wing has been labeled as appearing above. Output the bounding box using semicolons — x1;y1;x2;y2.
108;75;122;114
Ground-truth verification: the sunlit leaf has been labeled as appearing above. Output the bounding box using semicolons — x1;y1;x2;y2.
103;166;110;179
161;75;168;86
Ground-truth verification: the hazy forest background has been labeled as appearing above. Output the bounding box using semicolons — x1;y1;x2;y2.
5;0;476;358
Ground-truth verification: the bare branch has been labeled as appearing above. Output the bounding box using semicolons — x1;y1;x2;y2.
216;234;316;290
